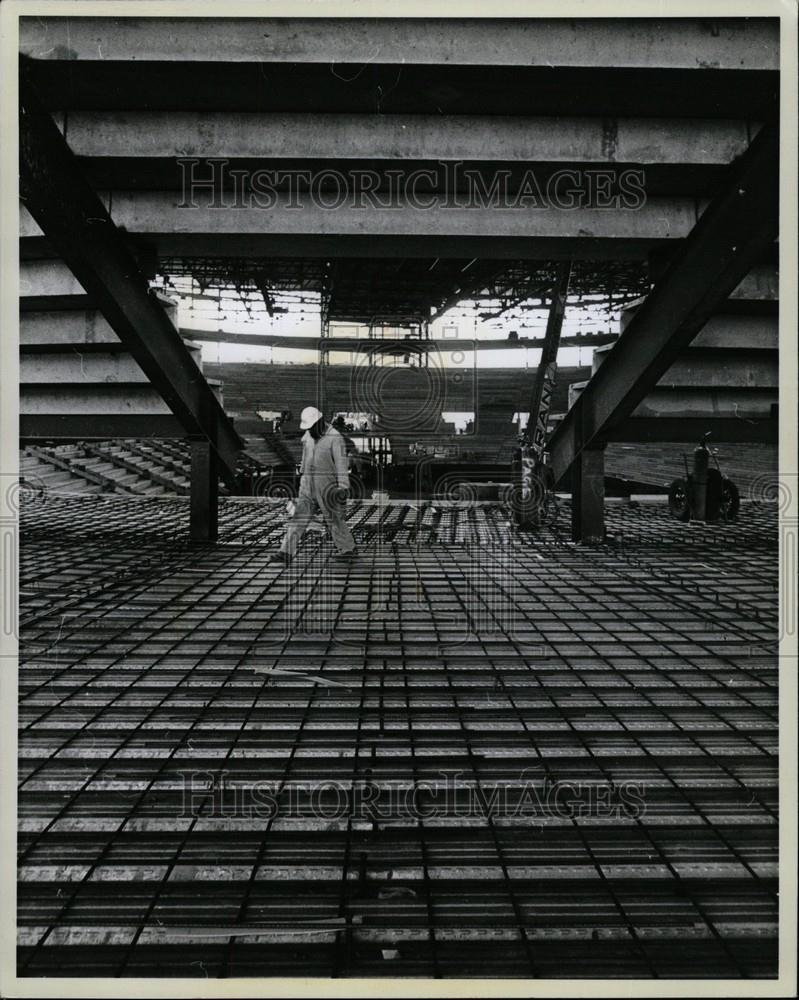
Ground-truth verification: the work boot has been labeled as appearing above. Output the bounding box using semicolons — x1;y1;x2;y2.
269;551;291;565
332;547;358;562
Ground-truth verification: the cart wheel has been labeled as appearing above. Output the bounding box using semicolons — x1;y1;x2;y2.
719;477;740;521
668;479;691;521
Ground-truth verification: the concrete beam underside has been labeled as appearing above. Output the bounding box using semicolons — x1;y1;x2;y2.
19;18;779;71
59;113;759;165
20;196;702;240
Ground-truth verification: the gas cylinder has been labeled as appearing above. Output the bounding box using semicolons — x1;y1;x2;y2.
691;438;710;521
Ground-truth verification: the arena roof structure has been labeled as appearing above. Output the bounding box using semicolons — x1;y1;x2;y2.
11;12;789;986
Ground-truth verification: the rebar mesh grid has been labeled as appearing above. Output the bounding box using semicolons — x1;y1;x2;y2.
17;494;778;978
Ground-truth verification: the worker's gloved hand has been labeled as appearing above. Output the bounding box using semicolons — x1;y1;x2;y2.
333;486;349;505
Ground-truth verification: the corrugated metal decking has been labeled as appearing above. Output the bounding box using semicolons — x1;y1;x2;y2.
18;494;778;978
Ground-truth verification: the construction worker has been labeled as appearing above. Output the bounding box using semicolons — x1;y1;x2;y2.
269;406;358;564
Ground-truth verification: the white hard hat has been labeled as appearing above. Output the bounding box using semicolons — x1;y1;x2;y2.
299;406;323;430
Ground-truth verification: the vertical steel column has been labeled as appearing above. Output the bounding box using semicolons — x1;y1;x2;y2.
190;438;219;541
319;266;333;415
318;340;329;416
571;445;605;544
526;262;572;459
514;261;571;527
691;440;710;521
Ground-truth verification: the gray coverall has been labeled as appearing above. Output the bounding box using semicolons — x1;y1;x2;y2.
280;425;356;557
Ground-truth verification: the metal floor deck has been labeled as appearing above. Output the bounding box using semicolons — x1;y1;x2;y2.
17;494;779;979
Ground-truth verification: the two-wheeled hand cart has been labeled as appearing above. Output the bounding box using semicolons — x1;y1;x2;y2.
667;432;740;522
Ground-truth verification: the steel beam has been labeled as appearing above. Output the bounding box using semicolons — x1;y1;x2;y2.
548;119;778;488
570;446;605;545
190;439;219;542
19;66;243;484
